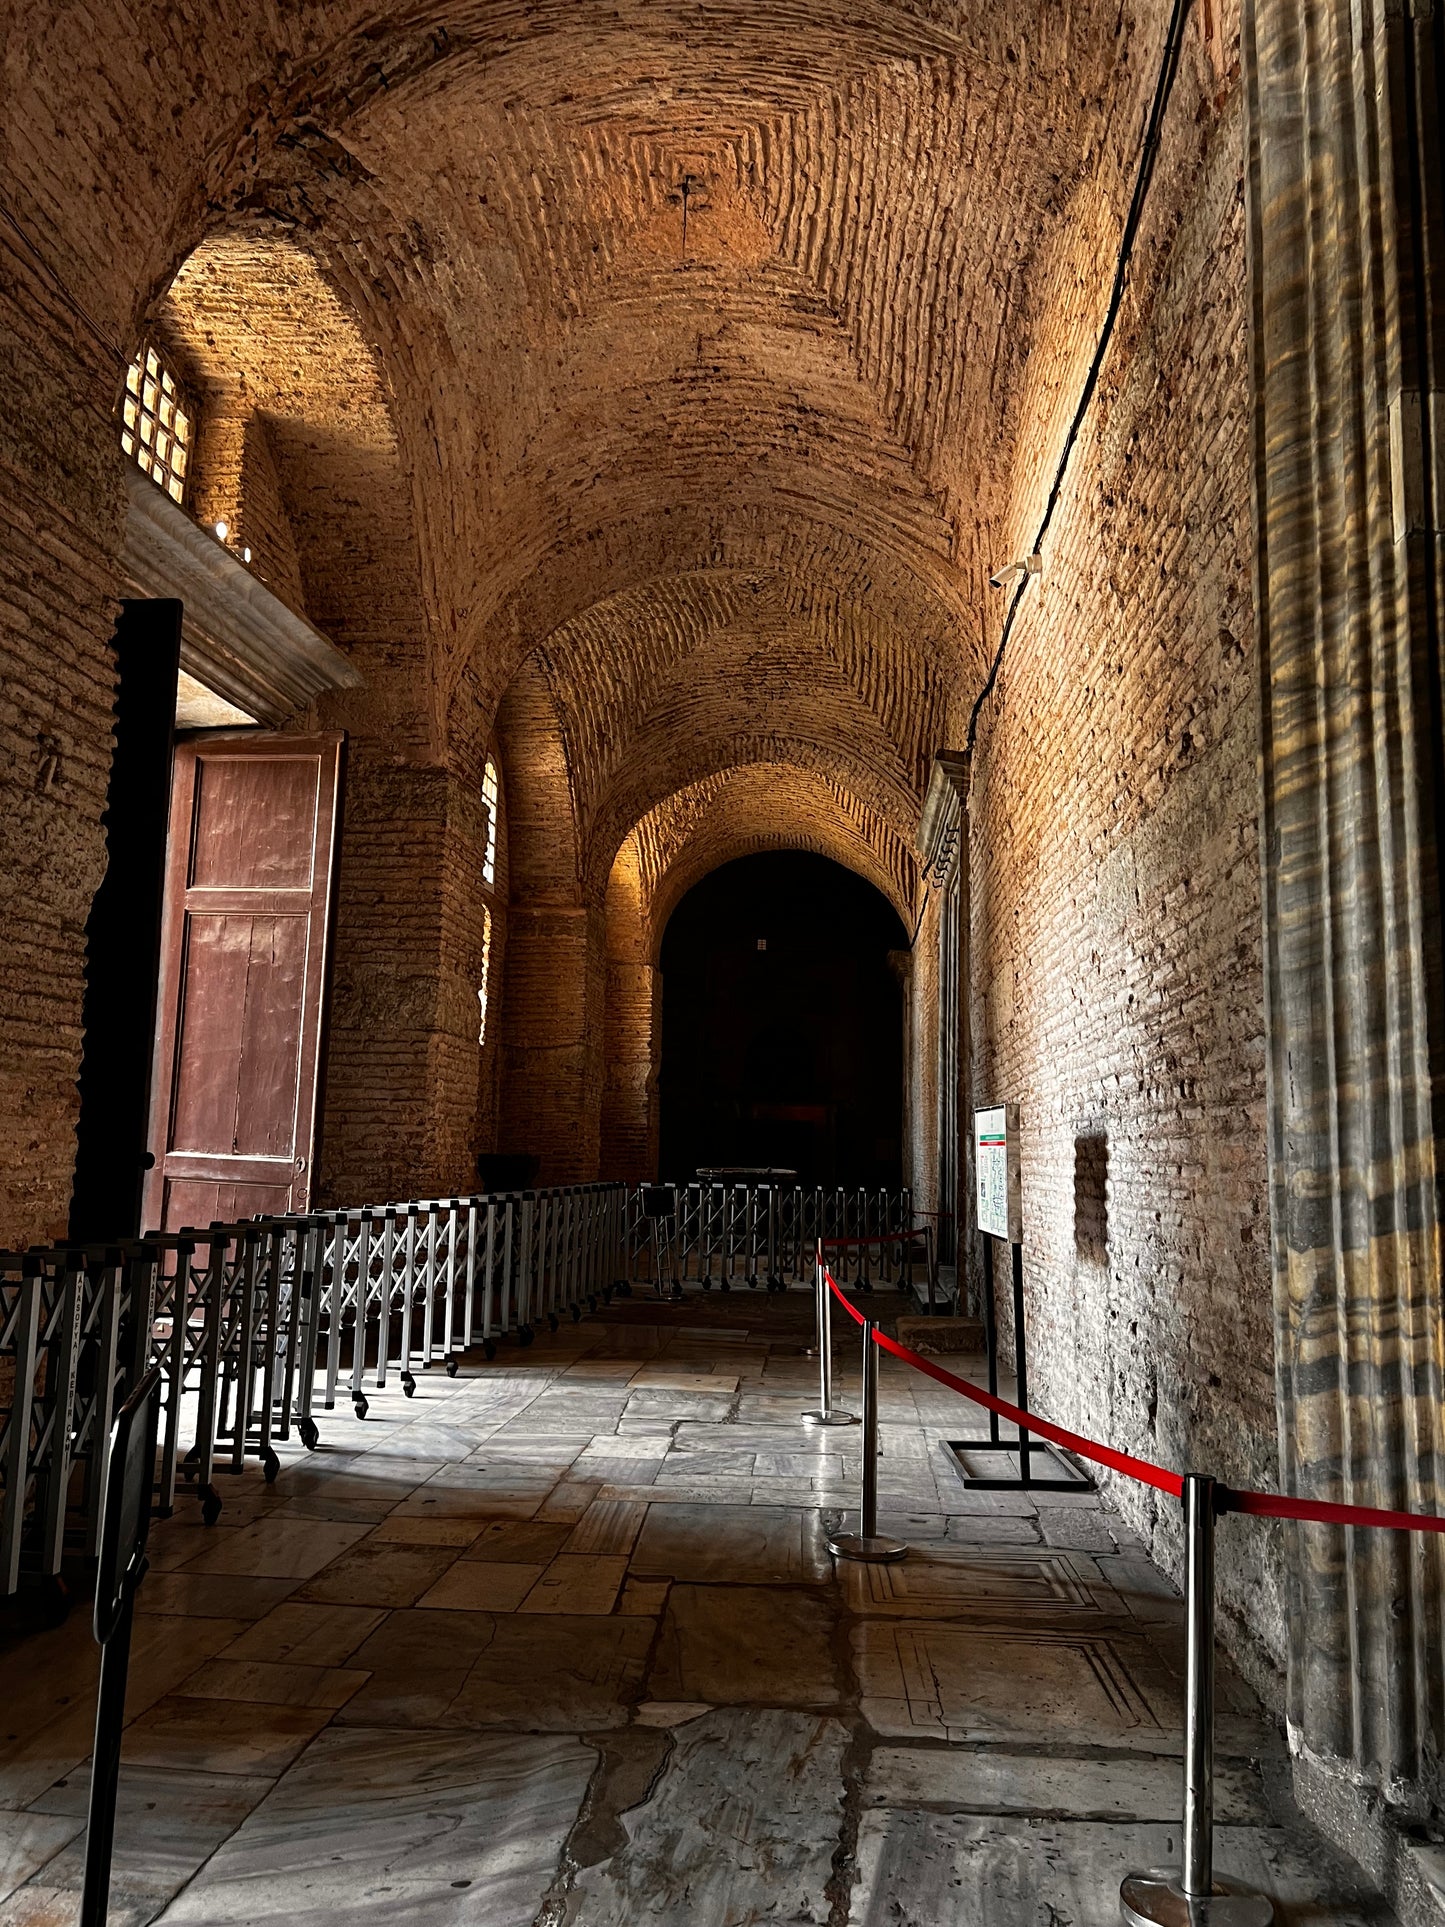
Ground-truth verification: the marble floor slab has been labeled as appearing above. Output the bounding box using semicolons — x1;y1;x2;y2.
847;1813;1392;1927
0;1289;1394;1927
155;1727;595;1925
632;1503;830;1584
650;1584;840;1705
565;1709;846;1925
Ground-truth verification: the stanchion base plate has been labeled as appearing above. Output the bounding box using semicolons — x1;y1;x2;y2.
827;1531;907;1563
1120;1872;1274;1927
802;1408;860;1427
946;1439;1096;1493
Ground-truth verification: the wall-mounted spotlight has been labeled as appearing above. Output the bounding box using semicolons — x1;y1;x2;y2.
214;519;228;542
989;552;1042;590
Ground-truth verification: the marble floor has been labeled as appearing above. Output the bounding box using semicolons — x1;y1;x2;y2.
0;1290;1395;1925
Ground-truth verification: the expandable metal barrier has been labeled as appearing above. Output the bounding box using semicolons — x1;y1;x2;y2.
626;1181;930;1296
0;1182;626;1605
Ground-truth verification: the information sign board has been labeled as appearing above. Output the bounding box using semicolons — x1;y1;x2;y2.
974;1102;1021;1243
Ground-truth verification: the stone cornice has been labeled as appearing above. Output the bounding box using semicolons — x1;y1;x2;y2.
120;464;362;725
917;750;970;882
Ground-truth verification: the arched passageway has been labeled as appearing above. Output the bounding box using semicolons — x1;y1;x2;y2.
658;853;907;1185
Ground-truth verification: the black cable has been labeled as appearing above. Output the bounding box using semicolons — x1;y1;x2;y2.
965;0;1195;758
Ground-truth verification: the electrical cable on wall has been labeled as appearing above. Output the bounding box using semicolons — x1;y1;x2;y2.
966;0;1195;758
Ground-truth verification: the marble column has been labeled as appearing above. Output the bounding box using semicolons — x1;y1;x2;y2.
1243;0;1445;1851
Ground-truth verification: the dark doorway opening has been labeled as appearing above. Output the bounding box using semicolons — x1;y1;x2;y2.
658;852;906;1186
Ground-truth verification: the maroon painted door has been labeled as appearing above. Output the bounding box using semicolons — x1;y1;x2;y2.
143;734;343;1234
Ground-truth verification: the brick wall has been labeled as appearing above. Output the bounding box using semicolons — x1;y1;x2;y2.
966;40;1283;1694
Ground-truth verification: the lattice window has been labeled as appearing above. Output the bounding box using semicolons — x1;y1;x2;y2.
482;757;499;888
477;906;493;1047
121;344;191;504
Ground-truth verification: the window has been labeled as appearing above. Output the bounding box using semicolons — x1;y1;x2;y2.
121;344;192;504
477;906;493;1047
482;757;499;888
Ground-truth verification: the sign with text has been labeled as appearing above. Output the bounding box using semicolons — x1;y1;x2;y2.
974;1102;1021;1243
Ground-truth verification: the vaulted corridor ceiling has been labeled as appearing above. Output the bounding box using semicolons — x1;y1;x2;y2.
6;0;1172;913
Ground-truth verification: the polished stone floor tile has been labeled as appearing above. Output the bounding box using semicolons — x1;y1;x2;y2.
563;1499;647;1557
861;1746;1272;1823
136;1572;301;1620
219;1603;385;1668
566;1709;846;1924
649;1585;840;1705
0;1811;85;1904
447;1615;654;1730
847;1813;1390;1927
854;1621;1167;1744
122;1697;332;1777
520;1554;629;1615
294;1541;460;1608
461;1519;574;1564
155;1727;595;1924
181;1519;371;1581
631;1503;829;1584
417;1560;545;1611
173;1658;368;1710
839;1544;1118;1620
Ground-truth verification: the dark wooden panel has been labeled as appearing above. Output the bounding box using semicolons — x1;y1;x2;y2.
144;733;343;1235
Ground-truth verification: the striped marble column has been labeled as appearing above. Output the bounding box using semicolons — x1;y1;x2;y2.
1243;0;1444;1855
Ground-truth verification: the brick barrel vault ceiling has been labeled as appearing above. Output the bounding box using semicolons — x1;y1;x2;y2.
7;0;1169;836
608;765;921;962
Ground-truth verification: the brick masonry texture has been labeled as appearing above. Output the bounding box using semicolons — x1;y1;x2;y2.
0;0;1280;1706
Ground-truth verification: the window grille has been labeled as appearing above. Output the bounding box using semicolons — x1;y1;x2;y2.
477;906;493;1046
482;758;499;888
120;344;191;504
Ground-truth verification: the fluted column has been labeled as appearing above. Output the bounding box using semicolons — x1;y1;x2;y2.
1244;0;1444;1839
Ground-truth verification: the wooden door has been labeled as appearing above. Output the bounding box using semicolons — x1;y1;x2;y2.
143;734;344;1234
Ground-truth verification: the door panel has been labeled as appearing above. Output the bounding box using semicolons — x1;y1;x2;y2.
144;735;343;1234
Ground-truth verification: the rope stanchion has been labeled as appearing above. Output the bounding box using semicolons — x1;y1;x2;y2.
826;1314;906;1565
802;1245;858;1428
854;1287;1445;1927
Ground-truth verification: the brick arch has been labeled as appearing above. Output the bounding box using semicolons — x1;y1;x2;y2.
599;761;917;1177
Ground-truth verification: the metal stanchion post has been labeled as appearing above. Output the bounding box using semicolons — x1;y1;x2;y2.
802;1246;857;1427
1120;1475;1273;1927
828;1318;906;1562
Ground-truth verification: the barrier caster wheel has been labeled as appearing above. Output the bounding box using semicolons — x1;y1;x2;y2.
483;1338;497;1361
720;1279;731;1292
201;1484;223;1526
862;1281;874;1295
353;1394;369;1420
298;1415;319;1450
519;1325;535;1347
446;1356;459;1379
571;1304;581;1322
261;1447;281;1484
672;1283;685;1301
401;1372;416;1397
747;1274;759;1289
701;1279;712;1292
549;1313;559;1333
588;1293;598;1313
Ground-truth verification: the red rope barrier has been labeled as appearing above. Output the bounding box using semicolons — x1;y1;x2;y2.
822;1268;1445;1533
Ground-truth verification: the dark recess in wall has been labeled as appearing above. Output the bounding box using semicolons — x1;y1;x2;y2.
659;852;906;1186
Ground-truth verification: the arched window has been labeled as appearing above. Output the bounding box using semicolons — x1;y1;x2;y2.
477;905;493;1047
478;756;500;1044
121;343;192;504
482;757;499;887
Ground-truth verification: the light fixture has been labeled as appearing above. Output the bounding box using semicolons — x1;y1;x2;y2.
214;520;228;542
989;552;1042;590
242;546;252;563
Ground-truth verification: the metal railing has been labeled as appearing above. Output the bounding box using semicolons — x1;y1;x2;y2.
626;1182;928;1294
0;1182;626;1604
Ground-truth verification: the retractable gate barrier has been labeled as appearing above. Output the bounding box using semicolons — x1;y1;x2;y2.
0;1182;625;1602
625;1182;926;1293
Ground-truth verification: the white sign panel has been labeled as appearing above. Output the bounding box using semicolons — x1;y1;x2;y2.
974;1102;1021;1243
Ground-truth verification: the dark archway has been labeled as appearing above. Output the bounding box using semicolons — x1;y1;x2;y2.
658;852;907;1185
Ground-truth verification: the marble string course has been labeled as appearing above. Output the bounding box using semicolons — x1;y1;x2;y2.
820;1266;1445;1536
